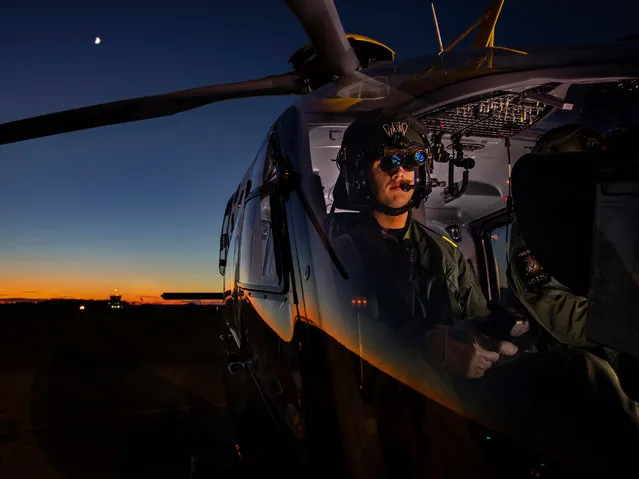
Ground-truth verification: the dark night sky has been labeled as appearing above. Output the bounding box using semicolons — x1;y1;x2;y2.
1;0;636;301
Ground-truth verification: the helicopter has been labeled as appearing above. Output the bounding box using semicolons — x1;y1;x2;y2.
2;0;638;477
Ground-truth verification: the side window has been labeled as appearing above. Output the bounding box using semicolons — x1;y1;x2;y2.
218;195;235;276
238;191;282;289
489;222;518;307
229;186;241;234
250;134;271;188
238;139;283;291
263;141;277;184
490;224;509;297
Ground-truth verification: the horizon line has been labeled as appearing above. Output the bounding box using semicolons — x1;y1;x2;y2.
0;297;223;305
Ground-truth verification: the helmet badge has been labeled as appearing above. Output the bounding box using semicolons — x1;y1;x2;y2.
382;122;409;138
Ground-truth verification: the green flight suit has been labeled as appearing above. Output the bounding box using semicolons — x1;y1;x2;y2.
329;213;498;477
506;234;593;347
331;213;491;332
330;213;639;477
506;234;618;365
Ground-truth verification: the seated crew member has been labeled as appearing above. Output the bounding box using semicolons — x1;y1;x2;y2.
331;114;528;377
330;113;639;477
507;124;639;400
506;125;617;361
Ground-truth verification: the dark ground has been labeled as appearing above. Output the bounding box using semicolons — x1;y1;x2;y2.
0;303;245;479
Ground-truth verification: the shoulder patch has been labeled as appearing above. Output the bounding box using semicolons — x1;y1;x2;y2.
514;248;551;290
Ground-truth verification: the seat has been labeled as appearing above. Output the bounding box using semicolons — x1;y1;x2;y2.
326;175;362;239
331;174;350;211
511;151;600;297
512;148;639;357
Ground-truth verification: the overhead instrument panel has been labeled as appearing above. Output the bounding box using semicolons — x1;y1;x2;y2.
414;89;556;205
420;92;554;138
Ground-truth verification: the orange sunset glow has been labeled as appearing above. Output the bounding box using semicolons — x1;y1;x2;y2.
0;260;223;303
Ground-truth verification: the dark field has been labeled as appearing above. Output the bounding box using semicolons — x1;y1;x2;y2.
0;303;244;479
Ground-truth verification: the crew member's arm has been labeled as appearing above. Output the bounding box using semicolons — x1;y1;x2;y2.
333;230;516;379
448;245;515;333
422;243;519;378
507;236;594;348
453;246;491;320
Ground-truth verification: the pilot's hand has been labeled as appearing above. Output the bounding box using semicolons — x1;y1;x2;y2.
510;319;529;337
452;332;518;378
425;324;518;379
477;300;530;340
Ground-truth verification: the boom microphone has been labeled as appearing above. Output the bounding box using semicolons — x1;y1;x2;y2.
399;183;443;191
399;177;446;192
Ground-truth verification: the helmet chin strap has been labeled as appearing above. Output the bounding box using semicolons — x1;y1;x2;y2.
370;198;416;216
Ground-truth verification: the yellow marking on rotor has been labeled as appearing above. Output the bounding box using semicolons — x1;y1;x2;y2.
313;98;363;112
346;34;396;57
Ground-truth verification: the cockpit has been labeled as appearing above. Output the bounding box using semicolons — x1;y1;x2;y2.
300;57;639;387
304;73;639;300
292;65;639;476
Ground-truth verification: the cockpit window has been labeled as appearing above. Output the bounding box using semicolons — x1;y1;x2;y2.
238;136;284;291
239;190;281;289
490;223;512;300
263;140;277;185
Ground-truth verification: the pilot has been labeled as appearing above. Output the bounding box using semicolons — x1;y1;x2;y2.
329;112;639;477
332;113;527;378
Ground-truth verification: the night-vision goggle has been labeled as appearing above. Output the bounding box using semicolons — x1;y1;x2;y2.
378;149;428;174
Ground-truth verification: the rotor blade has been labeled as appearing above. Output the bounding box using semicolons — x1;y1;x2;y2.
284;0;360;77
0;72;302;146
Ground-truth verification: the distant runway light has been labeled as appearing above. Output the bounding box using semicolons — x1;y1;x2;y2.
94;37;101;45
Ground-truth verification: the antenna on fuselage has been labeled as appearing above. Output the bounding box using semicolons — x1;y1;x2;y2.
429;1;445;54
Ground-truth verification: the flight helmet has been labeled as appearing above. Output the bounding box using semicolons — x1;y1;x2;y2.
532;124;604;153
335;112;433;216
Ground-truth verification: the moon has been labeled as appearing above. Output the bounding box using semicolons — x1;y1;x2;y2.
94;37;101;45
